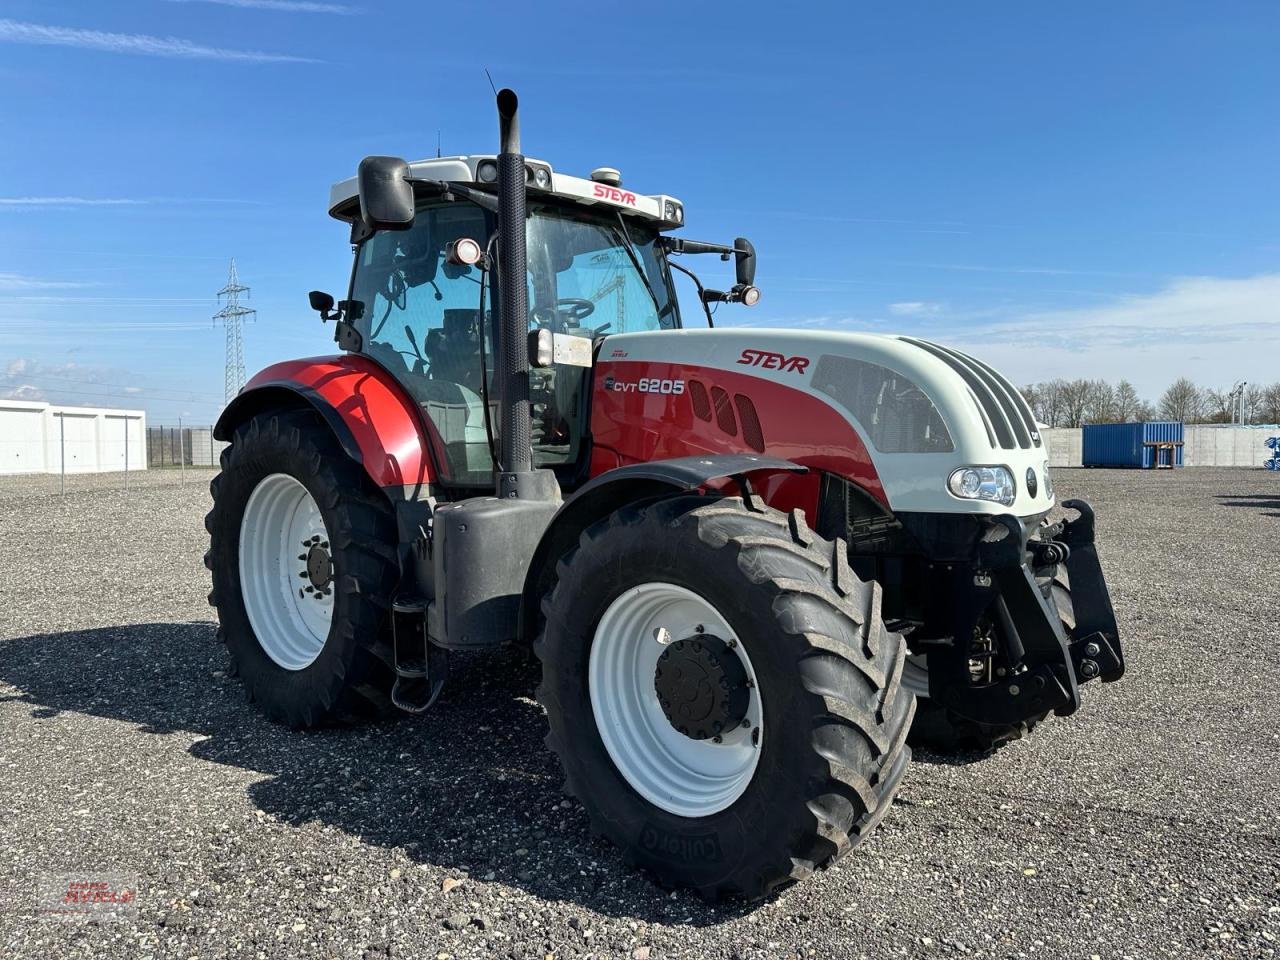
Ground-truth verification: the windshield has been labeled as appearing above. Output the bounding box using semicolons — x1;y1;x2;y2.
525;204;678;335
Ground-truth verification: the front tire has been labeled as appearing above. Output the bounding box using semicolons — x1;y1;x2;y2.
536;496;915;902
205;410;400;728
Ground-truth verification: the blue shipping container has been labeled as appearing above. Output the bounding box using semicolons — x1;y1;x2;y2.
1081;421;1184;468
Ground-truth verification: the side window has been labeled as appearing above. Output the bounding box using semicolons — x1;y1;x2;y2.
349;203;494;485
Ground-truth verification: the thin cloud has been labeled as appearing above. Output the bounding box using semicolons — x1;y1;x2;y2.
0;273;100;291
0;18;319;63
0;196;146;206
889;301;942;317
888;261;1159;279
163;0;358;12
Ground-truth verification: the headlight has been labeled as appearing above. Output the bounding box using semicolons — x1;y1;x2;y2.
664;200;683;223
1042;460;1054;499
947;465;1016;506
476;160;498;183
532;167;551;189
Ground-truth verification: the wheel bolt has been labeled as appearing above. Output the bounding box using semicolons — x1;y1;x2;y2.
741;718;751;728
1084;642;1100;657
712;735;722;744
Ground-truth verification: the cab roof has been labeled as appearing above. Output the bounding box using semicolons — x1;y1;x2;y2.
328;155;685;230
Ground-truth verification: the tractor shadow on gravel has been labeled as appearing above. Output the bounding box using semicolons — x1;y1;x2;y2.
1215;493;1280;518
0;620;788;925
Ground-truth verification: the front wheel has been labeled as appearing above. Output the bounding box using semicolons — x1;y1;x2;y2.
204;410;400;728
536;496;915;902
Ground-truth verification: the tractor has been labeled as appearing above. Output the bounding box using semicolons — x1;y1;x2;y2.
205;90;1124;901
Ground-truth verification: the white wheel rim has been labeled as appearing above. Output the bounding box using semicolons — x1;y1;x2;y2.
589;582;762;818
238;473;334;671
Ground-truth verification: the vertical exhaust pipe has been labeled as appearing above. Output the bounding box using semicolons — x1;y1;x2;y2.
495;88;532;495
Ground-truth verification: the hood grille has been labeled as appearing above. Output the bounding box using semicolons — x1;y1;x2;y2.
899;338;1040;450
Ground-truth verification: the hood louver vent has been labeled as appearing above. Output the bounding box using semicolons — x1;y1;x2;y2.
899;338;1039;450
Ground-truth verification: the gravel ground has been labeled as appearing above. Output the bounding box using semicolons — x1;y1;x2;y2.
0;467;1277;959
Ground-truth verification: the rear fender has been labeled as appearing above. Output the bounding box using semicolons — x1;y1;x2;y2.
215;355;440;497
518;454;806;644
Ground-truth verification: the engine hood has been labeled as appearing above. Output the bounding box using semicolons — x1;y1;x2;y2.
600;327;1053;516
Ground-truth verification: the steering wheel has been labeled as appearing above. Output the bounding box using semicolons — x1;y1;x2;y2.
557;298;595;323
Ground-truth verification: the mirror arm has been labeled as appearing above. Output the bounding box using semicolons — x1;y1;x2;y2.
406;177;500;213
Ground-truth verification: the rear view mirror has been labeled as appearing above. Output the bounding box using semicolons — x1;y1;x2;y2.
357;156;415;231
308;290;334;313
733;237;756;287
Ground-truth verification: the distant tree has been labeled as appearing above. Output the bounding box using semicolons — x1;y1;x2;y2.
1158;377;1205;422
1260;383;1280;425
1085;379;1118;423
1020;384;1042;423
1059;378;1093;428
1133;400;1159;422
1204;388;1235;424
1243;384;1264;424
1113;380;1141;422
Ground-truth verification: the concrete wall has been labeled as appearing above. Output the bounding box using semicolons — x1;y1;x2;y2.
1042;428;1083;468
1181;425;1280;467
1040;424;1279;468
0;400;147;475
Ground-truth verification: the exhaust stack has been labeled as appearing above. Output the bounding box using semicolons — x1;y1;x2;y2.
495;88;533;495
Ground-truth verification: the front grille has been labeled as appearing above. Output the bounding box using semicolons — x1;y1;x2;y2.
899;337;1037;450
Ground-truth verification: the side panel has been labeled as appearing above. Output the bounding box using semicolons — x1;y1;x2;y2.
232;355;441;490
590;359;887;507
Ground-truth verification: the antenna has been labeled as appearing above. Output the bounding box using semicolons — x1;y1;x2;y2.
484;67;498;95
213;259;256;403
436;129;442;158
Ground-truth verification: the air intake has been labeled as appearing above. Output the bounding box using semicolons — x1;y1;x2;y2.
688;379;712;422
734;394;765;452
710;386;737;436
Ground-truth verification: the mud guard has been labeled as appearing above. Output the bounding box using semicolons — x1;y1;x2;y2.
214;355;440;496
517;454;806;645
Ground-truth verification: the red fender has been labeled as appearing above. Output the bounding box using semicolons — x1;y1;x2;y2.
589;360;887;522
217;355;440;490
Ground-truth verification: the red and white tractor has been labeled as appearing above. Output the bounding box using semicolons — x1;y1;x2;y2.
206;90;1124;901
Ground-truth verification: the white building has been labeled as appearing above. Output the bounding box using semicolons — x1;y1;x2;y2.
0;399;147;475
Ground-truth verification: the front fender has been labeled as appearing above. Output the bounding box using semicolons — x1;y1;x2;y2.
517;454;805;644
215;355;440;494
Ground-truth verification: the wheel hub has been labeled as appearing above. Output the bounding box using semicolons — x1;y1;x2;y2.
305;542;332;590
654;634;750;741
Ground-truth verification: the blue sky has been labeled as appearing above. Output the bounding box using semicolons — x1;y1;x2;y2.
2;0;1277;423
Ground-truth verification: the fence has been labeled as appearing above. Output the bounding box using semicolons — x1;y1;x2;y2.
0;424;225;502
146;425;227;469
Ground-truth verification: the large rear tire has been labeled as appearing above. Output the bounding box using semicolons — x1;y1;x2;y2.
205;410;400;728
906;573;1074;754
536;495;915;902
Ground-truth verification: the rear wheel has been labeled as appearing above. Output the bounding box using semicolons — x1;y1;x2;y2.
205;410;400;728
906;573;1074;754
536;495;915;901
